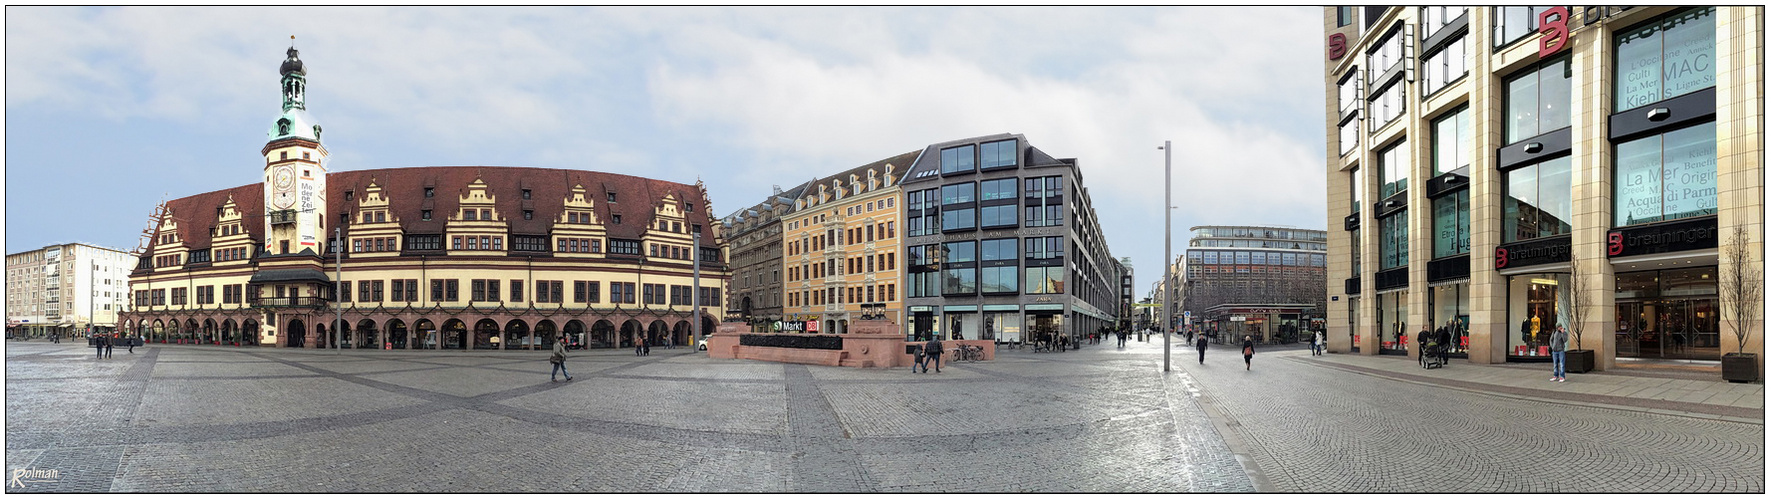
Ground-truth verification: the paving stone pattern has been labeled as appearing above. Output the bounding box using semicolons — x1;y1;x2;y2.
1177;344;1764;492
8;338;1756;492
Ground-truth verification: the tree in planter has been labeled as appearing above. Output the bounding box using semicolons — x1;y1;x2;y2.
1720;226;1763;382
1559;255;1595;372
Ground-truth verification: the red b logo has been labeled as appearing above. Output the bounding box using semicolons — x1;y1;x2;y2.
1538;7;1570;57
1607;232;1624;256
1495;248;1509;269
1328;33;1348;60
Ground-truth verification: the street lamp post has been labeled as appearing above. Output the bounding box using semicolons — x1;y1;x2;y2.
1160;140;1173;372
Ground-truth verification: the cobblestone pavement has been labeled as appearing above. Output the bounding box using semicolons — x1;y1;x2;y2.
1169;338;1764;493
4;341;1250;493
10;338;1758;493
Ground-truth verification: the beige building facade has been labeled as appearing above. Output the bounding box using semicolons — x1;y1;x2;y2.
1323;7;1763;373
781;152;917;334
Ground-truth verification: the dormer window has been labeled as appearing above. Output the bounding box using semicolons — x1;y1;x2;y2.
464;210;477;221
612;214;622;225
425;188;435;198
344;190;354;201
607;192;617;203
422;210;432;221
522;189;532;200
672;222;681;233
278;119;290;135
480;209;491;220
524;210;533;220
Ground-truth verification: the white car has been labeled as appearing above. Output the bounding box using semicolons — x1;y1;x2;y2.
697;337;709;351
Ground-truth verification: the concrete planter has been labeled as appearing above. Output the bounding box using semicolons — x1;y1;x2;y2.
1565;350;1595;373
1722;353;1759;383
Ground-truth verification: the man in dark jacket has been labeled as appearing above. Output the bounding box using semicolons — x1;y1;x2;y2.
1196;332;1209;364
924;337;943;373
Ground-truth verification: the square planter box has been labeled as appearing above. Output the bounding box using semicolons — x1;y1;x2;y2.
1722;353;1760;383
1566;350;1595;373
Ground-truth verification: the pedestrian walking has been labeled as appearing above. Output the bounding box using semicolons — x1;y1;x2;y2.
634;334;644;356
924;336;943;373
912;344;926;373
1550;326;1569;382
1314;330;1325;356
103;335;114;359
1241;335;1255;371
94;334;106;359
1195;331;1208;364
642;336;651;356
550;339;573;382
128;334;136;354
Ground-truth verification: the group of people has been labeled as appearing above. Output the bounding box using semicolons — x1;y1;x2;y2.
913;337;943;373
90;333;140;359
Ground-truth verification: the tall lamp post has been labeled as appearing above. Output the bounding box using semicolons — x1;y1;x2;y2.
1160;140;1173;372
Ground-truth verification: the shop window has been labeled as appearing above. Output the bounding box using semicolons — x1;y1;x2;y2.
1504;55;1573;144
1613;122;1716;227
1614;7;1715;112
1506;274;1568;358
1379;209;1408;269
1430;283;1469;354
1431;189;1471;258
1502;156;1573;242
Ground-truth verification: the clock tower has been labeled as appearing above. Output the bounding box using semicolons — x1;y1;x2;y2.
262;43;328;256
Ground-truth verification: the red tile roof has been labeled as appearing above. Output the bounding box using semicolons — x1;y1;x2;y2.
153;166;716;254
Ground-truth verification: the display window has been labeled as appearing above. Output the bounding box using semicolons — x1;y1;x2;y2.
982;312;1021;343
1429;283;1469;354
1506;273;1568;357
1376;290;1408;352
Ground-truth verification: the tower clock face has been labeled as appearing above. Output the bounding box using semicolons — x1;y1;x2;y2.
272;165;296;209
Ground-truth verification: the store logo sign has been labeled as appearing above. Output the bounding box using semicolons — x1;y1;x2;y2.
1495;236;1572;269
1606;217;1718;258
1328;33;1348;60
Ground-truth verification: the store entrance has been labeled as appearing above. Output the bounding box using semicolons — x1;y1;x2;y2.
1615;299;1720;360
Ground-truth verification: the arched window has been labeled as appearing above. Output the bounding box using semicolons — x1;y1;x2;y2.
312;125;321;140
277;119;291;135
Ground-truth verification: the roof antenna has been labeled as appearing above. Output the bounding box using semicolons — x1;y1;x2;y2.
290;35;295;48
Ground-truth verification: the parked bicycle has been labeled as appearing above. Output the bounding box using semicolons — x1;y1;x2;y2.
950;344;984;362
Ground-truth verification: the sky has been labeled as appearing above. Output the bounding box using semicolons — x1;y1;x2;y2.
5;6;1328;298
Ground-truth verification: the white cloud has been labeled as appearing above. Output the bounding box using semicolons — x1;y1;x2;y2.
648;7;1327;275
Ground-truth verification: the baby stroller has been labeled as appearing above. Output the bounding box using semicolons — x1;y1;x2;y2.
1420;340;1447;369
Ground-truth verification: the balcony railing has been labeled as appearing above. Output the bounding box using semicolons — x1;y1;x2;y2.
248;296;330;308
268;209;298;225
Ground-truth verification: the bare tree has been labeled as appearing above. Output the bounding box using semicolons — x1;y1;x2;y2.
1721;226;1763;355
1564;254;1590;351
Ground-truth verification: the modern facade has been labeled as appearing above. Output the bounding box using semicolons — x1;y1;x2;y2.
900;133;1126;343
6;243;134;338
722;182;810;331
1323;7;1762;370
780;151;920;334
120;45;729;349
1182;226;1329;342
